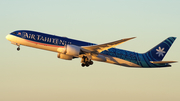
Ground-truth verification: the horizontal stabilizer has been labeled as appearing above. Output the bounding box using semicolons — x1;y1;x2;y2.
150;61;177;64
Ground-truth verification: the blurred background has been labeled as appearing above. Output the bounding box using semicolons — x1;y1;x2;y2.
0;0;180;101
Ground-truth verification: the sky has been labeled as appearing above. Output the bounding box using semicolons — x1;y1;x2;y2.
0;0;180;101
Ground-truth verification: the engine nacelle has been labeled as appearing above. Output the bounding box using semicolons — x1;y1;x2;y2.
57;45;81;56
57;53;73;60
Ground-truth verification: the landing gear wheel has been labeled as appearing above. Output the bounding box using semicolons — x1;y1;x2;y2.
85;62;89;67
17;47;20;51
85;64;89;67
81;63;85;67
89;61;93;65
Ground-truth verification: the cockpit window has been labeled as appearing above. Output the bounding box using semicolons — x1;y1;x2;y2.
12;32;17;34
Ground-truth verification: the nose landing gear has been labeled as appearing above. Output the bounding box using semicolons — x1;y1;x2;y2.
81;56;93;67
17;46;20;51
16;44;20;51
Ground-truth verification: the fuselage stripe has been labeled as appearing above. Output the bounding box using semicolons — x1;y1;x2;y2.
25;39;64;48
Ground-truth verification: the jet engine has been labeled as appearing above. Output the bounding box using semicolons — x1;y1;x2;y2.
57;53;73;60
57;45;81;60
57;45;81;56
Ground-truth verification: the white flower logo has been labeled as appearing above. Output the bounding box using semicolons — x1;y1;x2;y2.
156;47;166;57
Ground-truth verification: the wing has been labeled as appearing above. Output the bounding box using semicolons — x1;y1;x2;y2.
81;37;136;53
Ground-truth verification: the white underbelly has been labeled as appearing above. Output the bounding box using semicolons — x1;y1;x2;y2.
7;35;60;52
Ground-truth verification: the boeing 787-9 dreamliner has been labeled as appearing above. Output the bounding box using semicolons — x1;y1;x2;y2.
6;30;177;67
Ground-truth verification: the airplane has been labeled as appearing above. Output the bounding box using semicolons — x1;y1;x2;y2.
6;30;177;67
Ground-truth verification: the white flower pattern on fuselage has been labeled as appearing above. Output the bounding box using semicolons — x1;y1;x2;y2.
156;47;166;57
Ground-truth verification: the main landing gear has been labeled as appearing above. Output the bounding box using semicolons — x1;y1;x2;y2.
81;56;93;67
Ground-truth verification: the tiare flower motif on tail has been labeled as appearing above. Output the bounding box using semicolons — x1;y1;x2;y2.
156;47;166;57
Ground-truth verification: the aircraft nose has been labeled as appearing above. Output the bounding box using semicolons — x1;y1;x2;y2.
6;34;11;41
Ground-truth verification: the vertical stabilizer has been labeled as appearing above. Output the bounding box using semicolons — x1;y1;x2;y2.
145;37;176;61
